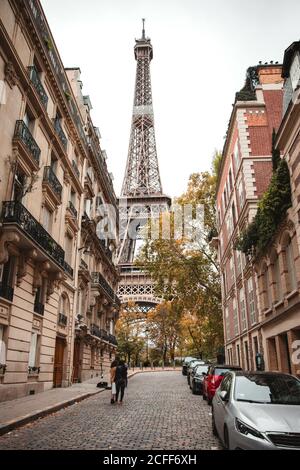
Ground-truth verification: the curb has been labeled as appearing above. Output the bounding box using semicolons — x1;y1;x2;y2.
0;389;104;437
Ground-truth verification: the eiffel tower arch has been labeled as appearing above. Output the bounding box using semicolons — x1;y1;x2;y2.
117;21;171;314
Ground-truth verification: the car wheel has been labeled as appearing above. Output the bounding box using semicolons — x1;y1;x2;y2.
212;410;218;437
192;383;197;395
208;396;212;406
223;426;230;450
203;391;207;400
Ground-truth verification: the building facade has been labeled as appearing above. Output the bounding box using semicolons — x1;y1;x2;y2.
254;42;300;376
215;63;284;371
0;0;119;401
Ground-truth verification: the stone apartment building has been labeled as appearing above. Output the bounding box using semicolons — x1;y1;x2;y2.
215;63;284;371
0;0;120;401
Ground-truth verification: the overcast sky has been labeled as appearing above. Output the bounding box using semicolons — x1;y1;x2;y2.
42;0;300;198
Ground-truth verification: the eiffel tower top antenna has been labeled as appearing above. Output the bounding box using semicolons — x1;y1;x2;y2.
142;18;145;39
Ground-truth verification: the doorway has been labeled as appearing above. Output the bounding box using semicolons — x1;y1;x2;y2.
72;339;81;383
53;337;66;387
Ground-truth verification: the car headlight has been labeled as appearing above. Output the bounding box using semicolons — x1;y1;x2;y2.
235;419;266;441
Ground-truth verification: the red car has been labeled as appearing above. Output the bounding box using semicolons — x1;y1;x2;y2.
203;364;242;405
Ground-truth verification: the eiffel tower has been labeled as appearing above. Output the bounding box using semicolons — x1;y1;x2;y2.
117;20;171;314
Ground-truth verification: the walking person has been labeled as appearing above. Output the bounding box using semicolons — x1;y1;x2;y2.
115;360;128;405
110;359;118;404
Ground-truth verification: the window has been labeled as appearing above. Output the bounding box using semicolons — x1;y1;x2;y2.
42;206;53;232
0;257;16;301
244;341;250;370
253;336;259;356
225;307;230;341
234;140;240;172
229;169;233;192
85;198;91;217
34;286;45;315
236;344;241;366
247;278;256;325
0;325;6;366
232;202;236;226
65;235;73;265
286;240;297;292
238;180;245;209
239;288;247;331
236;251;242;276
229;257;235;286
263;265;271;309
28;331;40;371
274;254;282;301
233;298;239;337
12;167;26;202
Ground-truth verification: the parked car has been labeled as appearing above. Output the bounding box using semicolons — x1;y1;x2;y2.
212;371;300;450
203;364;242;405
187;360;205;386
190;364;209;394
182;357;197;376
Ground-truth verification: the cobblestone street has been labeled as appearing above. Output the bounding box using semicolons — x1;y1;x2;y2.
0;371;221;450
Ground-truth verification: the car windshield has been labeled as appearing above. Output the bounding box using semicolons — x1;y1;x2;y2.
214;368;236;376
234;374;300;405
195;365;208;376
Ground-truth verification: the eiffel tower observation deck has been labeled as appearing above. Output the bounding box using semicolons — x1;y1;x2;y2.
117;20;171;314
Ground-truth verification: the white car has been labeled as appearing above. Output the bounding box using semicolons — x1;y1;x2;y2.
212;371;300;450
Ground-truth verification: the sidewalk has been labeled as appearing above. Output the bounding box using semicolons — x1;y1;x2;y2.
0;368;180;436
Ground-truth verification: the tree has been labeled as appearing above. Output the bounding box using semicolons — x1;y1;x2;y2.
146;301;182;364
137;151;224;359
115;307;145;366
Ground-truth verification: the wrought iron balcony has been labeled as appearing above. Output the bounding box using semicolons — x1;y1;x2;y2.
72;160;80;179
34;301;44;316
80;259;88;270
91;272;120;306
108;334;118;346
90;323;101;339
13;120;41;165
1;201;65;269
64;260;73;278
58;312;68;326
68;201;78;218
43;166;62;200
0;283;14;302
28;66;48;108
53;118;67;149
28;366;40;374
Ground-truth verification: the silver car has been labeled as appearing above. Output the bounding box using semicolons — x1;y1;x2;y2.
212;371;300;450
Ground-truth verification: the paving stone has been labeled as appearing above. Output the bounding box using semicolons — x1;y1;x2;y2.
0;372;221;450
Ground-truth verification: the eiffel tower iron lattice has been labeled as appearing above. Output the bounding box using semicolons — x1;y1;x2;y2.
117;21;171;314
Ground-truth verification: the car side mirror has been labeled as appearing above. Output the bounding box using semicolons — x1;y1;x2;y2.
220;390;228;401
202;372;207;376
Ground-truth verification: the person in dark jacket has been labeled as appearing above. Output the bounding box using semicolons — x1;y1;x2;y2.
115;360;128;404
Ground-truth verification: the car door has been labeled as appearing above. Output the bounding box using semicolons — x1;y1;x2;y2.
205;365;213;395
214;374;233;437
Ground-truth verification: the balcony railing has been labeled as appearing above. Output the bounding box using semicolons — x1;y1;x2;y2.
64;260;73;278
91;272;120;306
14;120;41;165
1;201;65;269
58;312;68;326
28;66;48;108
108;334;118;346
68;201;78;218
28;366;40;374
53;118;67;149
0;284;14;302
72;160;80;179
80;259;88;270
34;301;44;316
43;166;62;200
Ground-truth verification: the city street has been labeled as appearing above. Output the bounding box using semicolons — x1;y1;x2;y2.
0;371;221;450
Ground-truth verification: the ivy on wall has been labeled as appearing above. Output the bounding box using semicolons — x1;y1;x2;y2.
235;146;292;256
